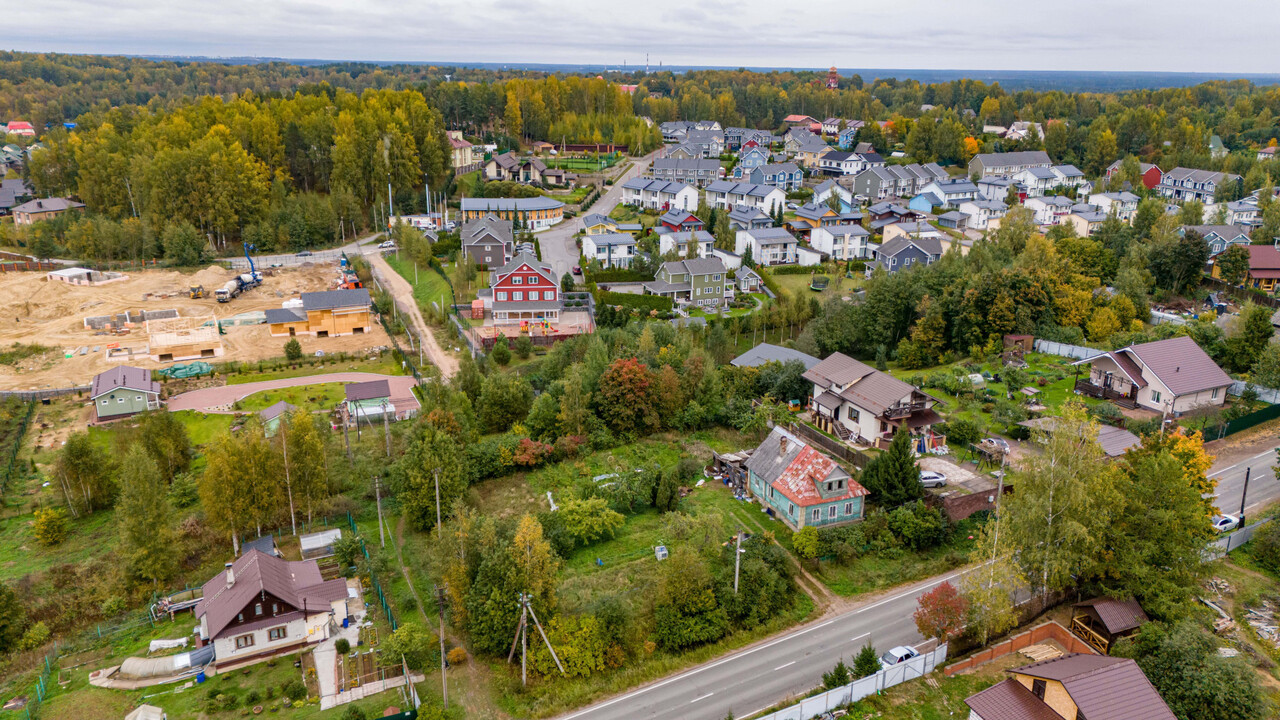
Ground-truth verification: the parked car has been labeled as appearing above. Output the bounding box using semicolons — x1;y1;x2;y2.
920;471;947;488
378;240;396;249
572;265;582;275
1211;514;1241;533
445;221;457;231
880;646;919;670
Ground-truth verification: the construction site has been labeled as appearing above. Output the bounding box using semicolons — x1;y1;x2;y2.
0;262;391;391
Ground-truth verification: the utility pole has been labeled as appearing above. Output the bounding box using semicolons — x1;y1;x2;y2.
375;476;386;548
433;468;443;535
1239;466;1251;527
381;400;391;457
507;592;564;687
733;530;743;593
341;404;352;462
433;584;449;709
387;174;395;233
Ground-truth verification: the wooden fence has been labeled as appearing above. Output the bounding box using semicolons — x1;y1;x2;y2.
0;260;56;272
786;421;871;470
943;620;1096;676
1202;276;1280;309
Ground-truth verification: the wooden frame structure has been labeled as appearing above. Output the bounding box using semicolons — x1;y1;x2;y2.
147;315;223;363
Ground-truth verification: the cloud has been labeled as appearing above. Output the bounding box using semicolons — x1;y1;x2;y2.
5;0;1280;73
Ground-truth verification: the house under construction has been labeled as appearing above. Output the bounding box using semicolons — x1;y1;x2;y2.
146;315;223;363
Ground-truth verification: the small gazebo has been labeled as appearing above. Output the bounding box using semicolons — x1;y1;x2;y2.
1071;596;1149;654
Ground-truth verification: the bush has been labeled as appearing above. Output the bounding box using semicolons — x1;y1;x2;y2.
342;707;369;720
1250;521;1280;573
597;291;672;312
491;338;511;366
446;646;468;666
244;689;261;705
514;335;534;360
282;679;307;702
31;507;68;546
19;622;50;651
334;638;351;655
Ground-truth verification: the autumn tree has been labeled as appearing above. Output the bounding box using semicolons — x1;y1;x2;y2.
53;431;117;517
557;497;624;549
283;410;330;529
392;424;464;532
199;421;281;552
477;372;533;433
913;581;969;642
117;445;177;585
598;357;658;436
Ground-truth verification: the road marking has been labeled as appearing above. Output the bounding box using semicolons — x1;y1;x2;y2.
1211;450;1277;478
851;632;869;642
774;661;796;670
555;574;952;720
690;693;714;704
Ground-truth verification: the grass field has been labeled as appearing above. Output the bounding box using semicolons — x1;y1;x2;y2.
772;269;861;299
233;383;349;413
0;508;116;582
225;354;401;385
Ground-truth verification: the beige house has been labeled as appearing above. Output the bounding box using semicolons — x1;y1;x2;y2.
966;654;1175;720
265;289;372;338
1072;336;1231;415
447;131;479;173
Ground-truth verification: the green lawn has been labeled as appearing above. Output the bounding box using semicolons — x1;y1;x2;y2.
0;508;117;582
170;410;236;446
772;269;861;299
811;517;984;597
233;383;349;414
225;354;401;385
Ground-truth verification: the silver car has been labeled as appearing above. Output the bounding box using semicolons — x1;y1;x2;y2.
920;471;947;488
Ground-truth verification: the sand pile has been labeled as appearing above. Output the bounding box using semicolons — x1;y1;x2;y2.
191;265;229;287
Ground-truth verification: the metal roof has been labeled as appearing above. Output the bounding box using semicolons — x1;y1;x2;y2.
1124;336;1232;396
194;550;347;640
731;343;820;370
91;366;160;399
1013;654;1176;720
965;679;1065;720
345;379;391;402
1073;597;1149;634
461;196;565;212
300;288;371;311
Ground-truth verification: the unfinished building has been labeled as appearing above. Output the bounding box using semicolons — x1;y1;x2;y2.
146;315;223;363
47;267;129;286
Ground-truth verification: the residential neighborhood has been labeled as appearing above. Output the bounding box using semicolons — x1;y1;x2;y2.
1;24;1280;720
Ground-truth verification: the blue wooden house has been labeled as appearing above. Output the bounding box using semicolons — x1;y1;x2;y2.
744;427;868;531
735;144;771;173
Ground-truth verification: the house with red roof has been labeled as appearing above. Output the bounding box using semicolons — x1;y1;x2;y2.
1071;335;1232;414
194;550;349;668
477;251;561;325
744;426;868;531
2;121;36;137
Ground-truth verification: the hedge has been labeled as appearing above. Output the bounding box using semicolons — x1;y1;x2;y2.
587;268;651;283
756;266;783;297
770;264;822;275
597;291;673;312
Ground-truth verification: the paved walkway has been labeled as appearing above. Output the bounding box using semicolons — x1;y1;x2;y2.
165;372;420;414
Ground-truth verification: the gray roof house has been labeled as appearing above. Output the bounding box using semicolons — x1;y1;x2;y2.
1156;167;1242;205
734;227;799;266
865;235;943;277
731;343;820;370
727;204;773;231
1182;224;1252;256
803;352;943;448
651;157;723;187
91;366;162;421
967;150;1052;178
460;214;515;267
744;425;868;531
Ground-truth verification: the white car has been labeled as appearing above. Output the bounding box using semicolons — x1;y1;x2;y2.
378;240;396;249
920;471;947;488
1211;514;1241;533
880;646;919;670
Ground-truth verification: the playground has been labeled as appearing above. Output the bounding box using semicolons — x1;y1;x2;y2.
467;309;595;350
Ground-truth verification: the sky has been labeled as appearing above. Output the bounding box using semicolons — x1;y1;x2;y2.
7;0;1280;75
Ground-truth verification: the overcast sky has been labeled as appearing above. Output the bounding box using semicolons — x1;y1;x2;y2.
8;0;1280;75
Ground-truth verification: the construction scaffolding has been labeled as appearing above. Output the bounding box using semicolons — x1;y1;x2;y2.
146;315;223;363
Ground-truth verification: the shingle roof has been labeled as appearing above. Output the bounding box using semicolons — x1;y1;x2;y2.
744;227;798;245
973;150;1052;167
301;288;371;311
1124;336;1232;396
90;366;160;399
585;232;636;247
803;352;927;416
965;679;1065;720
12;197;84;214
345;379;391;402
265;308;306;324
194;550;348;641
258;401;296;423
731;343;820;370
706;181;779;198
461;215;514;247
1012;654;1176;720
662;256;726;276
1073;597;1149;634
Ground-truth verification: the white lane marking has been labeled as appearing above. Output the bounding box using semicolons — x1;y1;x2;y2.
1211;450;1277;478
851;632;869;642
691;693;714;704
774;661;796;670
556;618;836;719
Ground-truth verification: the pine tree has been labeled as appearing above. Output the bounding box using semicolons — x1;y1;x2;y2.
853;643;880;678
118;445;177;585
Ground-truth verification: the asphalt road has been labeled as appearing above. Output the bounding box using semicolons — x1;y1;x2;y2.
555;567;979;720
539;151;659;280
1211;448;1280;519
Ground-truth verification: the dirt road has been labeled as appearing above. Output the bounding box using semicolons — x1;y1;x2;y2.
363;250;460;379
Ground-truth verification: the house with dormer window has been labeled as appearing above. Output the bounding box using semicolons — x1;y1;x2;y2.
804;352;944;449
745;426;868;531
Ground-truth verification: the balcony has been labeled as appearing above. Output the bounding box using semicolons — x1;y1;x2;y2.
883;400;930;420
1073;379;1137;409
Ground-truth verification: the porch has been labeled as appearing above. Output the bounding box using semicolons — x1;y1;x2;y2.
1073;378;1138;409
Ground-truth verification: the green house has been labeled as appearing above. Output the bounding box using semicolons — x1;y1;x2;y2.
642;257;732;307
90;366;161;422
258;401;297;437
744;427;868;531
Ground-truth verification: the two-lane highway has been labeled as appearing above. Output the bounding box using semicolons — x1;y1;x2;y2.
1212;447;1279;518
557;567;979;720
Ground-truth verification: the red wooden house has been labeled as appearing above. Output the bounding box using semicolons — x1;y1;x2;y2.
482;252;561;325
659;210;705;233
1105;160;1163;190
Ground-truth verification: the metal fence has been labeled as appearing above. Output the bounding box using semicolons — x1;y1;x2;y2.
226;249;347;269
1229;380;1280;405
0;386;89;402
1201;402;1280;441
1206;518;1273;560
1032;339;1102;360
787;421;870;470
349;513;398;632
753;644;948;720
1;401;35;491
21;647;57;720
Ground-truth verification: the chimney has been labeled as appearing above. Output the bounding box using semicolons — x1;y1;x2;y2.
779;435;789;457
225;562;235;588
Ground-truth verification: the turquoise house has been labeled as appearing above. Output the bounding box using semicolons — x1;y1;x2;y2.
745;427;868;531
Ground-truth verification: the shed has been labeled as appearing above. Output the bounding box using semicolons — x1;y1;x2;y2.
125;704;167;720
1071;597;1148;654
240;534;280;558
258;400;296;437
299;528;342;560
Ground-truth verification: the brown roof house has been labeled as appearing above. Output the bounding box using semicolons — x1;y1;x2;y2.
803;352;944;450
966;653;1175;720
194;550;349;668
1072;336;1232;415
1070;597;1149;654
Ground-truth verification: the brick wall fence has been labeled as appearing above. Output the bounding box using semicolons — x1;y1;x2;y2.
943;620;1096;676
927;484;1013;522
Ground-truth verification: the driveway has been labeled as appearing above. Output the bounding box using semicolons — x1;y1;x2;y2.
363;250;461;379
539;150;660;280
165;372;420;413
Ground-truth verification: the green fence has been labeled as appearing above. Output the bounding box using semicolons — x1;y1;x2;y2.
21;644;57;720
349;513;398;632
1205;402;1280;440
1;401;35;491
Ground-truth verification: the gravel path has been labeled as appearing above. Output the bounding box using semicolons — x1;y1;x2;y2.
165;372;420;413
364;250;461;379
